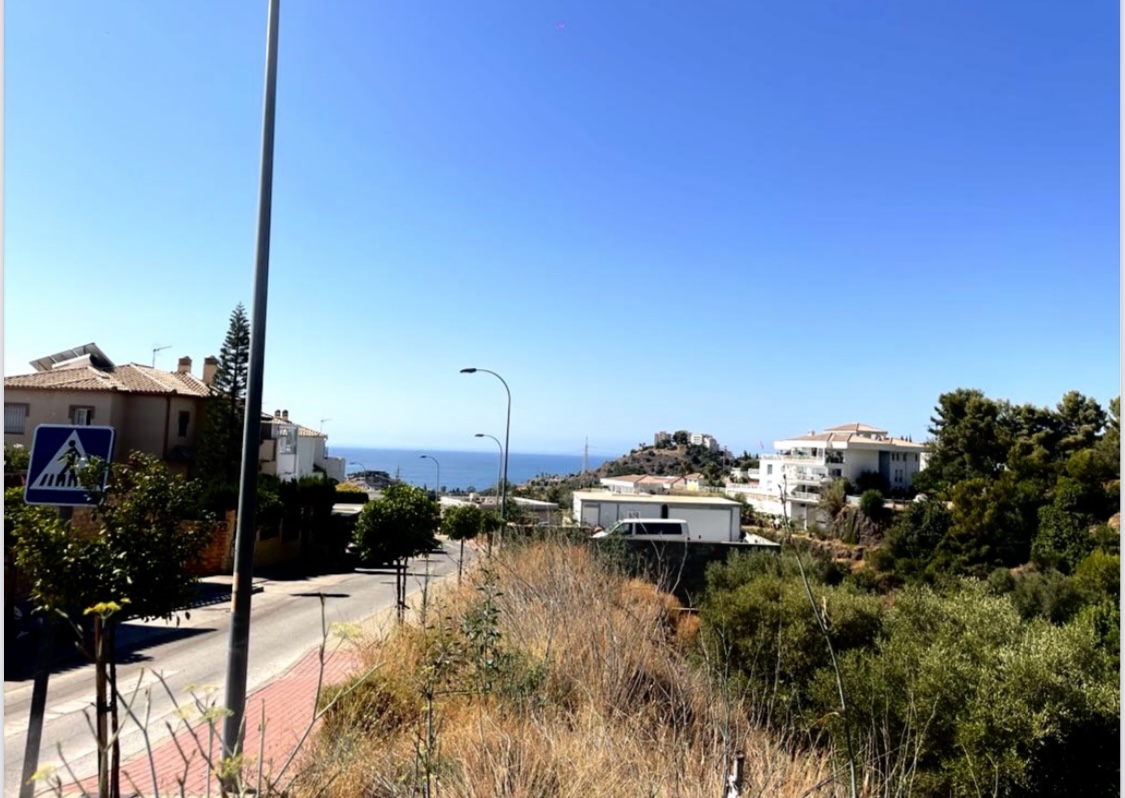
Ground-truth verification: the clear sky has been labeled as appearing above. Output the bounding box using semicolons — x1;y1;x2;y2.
4;1;1119;458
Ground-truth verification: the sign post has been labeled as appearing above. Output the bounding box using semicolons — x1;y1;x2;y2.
18;424;115;798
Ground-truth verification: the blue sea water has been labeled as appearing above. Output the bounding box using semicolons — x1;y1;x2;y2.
329;447;608;492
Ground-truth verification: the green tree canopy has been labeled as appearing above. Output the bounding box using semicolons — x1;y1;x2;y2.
1055;390;1107;457
353;483;440;565
935;474;1034;574
873;497;953;581
11;453;213;620
442;503;485;542
916;388;1011;493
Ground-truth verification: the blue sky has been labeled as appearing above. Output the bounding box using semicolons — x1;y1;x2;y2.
5;1;1119;457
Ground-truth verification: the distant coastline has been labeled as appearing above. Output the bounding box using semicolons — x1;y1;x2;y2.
330;446;609;491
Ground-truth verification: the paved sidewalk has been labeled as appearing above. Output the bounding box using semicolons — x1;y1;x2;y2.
67;640;366;797
54;550;464;796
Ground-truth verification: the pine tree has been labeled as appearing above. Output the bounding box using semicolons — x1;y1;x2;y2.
196;304;251;508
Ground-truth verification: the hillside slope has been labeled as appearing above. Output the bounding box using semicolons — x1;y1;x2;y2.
301;539;848;797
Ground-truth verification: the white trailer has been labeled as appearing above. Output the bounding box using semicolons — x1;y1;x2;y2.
572;490;742;542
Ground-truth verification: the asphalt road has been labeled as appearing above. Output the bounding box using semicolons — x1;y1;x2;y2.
3;544;463;796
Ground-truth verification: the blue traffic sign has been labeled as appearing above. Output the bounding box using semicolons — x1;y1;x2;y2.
24;425;116;506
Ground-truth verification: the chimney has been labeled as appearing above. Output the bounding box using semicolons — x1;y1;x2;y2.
274;409;282;419
177;356;192;375
282;410;289;421
202;355;218;385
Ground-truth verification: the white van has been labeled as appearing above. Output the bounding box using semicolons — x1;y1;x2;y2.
591;518;689;540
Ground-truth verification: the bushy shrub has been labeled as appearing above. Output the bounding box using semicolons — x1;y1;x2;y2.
334;483;370;503
1011;568;1084;624
4;443;29;473
703;551;1120;798
700;553;882;719
986;566;1016;595
858;490;885;521
809;582;1119;797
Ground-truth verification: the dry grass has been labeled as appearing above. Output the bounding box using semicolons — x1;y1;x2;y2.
293;537;849;798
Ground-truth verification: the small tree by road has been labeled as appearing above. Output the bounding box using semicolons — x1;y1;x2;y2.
353;483;441;620
442;503;484;583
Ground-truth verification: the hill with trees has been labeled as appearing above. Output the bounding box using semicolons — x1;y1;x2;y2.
518;433;757;507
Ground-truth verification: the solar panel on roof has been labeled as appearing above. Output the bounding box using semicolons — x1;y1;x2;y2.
30;343;114;373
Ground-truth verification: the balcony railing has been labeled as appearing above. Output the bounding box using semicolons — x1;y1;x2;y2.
788;489;822;502
767;452;844;462
783;471;828;485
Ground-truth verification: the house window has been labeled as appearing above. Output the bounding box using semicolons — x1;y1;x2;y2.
766;464;773;475
278;424;298;455
177;410;190;438
71;406;95;426
4;404;28;434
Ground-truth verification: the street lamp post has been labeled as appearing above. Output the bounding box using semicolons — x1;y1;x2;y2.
223;0;281;765
460;368;511;525
420;454;441;496
473;433;504;506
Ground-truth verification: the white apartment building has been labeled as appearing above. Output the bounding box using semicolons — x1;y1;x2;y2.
735;423;926;527
689;432;720;452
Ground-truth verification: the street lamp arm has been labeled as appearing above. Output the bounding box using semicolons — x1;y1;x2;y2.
420;454;441;494
461;368;512;523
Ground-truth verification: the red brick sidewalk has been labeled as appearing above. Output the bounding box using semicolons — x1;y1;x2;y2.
67;643;364;797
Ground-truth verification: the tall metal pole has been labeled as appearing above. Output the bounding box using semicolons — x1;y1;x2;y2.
460;369;511;521
223;0;281;761
420;454;440;494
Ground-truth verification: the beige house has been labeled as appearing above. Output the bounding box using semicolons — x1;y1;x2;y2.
4;343;213;473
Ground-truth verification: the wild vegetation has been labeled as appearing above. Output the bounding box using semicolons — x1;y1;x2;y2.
296;536;849;797
703;387;1120;798
700;548;1118;798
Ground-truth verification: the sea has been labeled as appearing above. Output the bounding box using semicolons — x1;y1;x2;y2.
328;447;608;492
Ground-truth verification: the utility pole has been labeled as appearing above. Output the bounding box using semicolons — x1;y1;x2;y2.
222;0;281;768
583;437;589;473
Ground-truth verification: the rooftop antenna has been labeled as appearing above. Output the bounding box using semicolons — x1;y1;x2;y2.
152;344;171;367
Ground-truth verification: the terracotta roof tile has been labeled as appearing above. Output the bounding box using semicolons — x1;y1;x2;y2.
4;366;119;392
3;364;210;397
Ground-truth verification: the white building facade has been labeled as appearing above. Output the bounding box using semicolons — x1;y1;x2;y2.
260;410;347;483
734;423;926;527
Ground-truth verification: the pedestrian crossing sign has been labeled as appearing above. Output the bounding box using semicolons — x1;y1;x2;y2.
24;424;116;506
